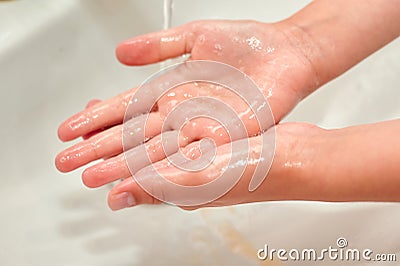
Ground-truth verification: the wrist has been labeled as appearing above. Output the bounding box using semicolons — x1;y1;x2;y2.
260;123;326;201
280;0;400;91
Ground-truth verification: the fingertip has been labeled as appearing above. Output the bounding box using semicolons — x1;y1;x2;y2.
115;43;128;64
107;190;137;211
115;42;138;66
58;100;101;142
115;39;155;66
55;152;72;173
57;123;70;142
107;193;121;211
82;166;115;189
109;177;159;206
81;169;98;188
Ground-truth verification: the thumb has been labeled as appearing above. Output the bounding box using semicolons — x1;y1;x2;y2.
116;22;201;66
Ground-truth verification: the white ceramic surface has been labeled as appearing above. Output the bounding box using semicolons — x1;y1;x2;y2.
0;0;399;265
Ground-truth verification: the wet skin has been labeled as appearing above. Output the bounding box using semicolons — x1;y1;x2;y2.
56;0;400;210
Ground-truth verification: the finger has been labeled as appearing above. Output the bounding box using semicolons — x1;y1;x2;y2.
82;130;189;188
55;112;164;173
58;89;135;142
115;21;202;66
107;139;208;210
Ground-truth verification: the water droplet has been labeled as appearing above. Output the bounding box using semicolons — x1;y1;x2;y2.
246;36;262;51
266;46;275;53
213;43;223;55
198;34;206;44
60;155;70;163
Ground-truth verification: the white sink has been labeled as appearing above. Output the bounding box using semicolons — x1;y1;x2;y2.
0;0;399;265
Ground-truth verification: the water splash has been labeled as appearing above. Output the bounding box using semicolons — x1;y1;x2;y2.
163;0;173;30
161;0;174;70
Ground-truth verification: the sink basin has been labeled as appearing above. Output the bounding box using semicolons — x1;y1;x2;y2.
0;0;399;265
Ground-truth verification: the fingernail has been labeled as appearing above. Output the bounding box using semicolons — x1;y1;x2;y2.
110;192;136;211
